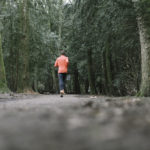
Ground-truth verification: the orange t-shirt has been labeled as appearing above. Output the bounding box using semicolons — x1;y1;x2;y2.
54;55;69;73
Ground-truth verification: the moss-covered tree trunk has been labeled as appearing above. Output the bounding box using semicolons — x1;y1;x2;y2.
0;34;9;93
87;49;97;94
47;1;59;93
137;16;150;96
17;0;31;92
7;3;16;91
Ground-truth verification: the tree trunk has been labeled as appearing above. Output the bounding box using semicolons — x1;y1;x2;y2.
85;79;89;94
17;0;31;92
47;2;59;93
0;34;9;93
52;68;59;93
102;51;108;94
58;0;63;49
87;49;97;94
33;66;38;92
137;16;150;96
105;41;113;95
73;64;81;94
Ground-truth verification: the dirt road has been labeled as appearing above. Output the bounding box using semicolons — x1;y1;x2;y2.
0;94;149;150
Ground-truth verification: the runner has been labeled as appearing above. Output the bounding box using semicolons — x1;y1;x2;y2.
54;50;69;97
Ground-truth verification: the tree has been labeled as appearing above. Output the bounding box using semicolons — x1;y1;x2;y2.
17;0;30;92
132;0;150;96
0;33;8;93
0;0;142;96
63;0;140;95
0;1;9;93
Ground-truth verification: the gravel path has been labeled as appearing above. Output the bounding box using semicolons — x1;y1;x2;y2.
0;94;149;150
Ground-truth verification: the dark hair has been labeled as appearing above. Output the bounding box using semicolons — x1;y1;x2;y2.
60;50;65;55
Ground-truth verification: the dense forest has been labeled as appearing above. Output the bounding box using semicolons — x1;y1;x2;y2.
0;0;150;96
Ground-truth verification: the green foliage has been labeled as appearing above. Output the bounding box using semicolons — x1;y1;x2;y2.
63;0;141;95
2;0;61;93
0;0;147;95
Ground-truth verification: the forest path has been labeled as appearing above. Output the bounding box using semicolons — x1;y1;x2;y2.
0;94;149;150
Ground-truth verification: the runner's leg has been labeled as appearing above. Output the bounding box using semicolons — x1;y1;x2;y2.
58;74;64;97
62;73;67;93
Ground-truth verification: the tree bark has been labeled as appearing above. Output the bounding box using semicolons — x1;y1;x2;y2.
17;0;31;92
58;0;63;49
137;16;150;96
0;34;9;93
87;49;97;94
105;41;113;95
52;67;59;93
47;0;59;93
85;79;89;94
73;64;81;94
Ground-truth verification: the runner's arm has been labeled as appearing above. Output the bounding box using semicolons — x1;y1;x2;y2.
54;59;58;67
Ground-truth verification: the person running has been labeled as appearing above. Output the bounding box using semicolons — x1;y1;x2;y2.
54;50;69;97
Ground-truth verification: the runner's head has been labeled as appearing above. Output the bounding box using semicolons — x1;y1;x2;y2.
60;50;65;55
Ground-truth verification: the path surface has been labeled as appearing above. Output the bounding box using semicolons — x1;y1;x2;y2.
0;94;150;150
